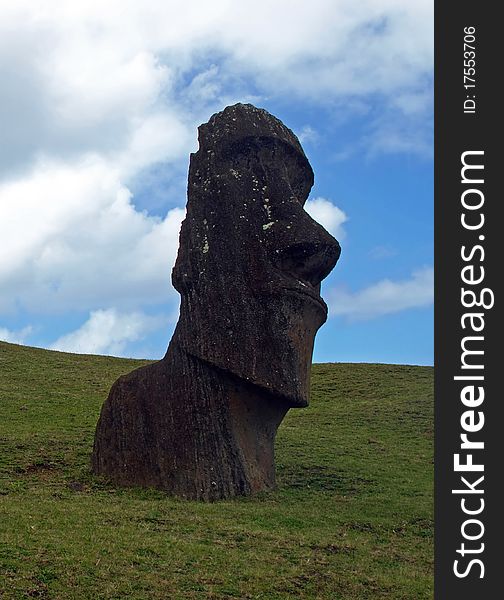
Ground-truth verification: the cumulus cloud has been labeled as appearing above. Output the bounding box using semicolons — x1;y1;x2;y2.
0;13;193;179
0;158;185;313
328;267;433;321
0;0;432;177
50;308;164;356
0;325;33;345
217;1;432;102
305;197;348;239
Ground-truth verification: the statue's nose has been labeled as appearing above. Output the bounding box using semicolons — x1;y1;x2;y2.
275;237;340;286
270;204;341;286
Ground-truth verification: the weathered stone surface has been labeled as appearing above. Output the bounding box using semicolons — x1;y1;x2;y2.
92;103;340;500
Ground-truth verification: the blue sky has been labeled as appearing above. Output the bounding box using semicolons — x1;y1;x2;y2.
0;1;433;365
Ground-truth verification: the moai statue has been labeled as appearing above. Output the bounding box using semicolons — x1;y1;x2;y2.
92;104;340;500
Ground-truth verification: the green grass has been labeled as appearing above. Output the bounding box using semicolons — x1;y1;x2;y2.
0;341;433;599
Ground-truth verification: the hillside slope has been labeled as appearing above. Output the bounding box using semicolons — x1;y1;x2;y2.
0;341;433;599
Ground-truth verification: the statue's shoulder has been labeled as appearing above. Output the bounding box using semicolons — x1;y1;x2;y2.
109;359;171;401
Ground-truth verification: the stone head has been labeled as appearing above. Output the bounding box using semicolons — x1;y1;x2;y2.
172;104;340;406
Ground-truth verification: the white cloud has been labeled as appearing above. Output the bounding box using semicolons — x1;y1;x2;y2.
305;197;348;239
364;117;433;158
0;157;185;313
297;125;319;146
0;325;33;345
0;0;432;176
328;266;433;320
0;12;194;179
50;308;164;356
218;1;432;101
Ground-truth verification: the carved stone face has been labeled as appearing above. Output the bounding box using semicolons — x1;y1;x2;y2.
172;104;340;407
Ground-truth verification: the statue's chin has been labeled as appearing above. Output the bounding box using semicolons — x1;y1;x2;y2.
183;346;309;407
183;329;315;409
237;371;310;408
174;289;324;408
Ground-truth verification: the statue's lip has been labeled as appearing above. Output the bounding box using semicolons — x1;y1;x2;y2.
282;286;328;313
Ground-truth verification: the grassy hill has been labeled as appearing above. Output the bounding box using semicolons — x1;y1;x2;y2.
0;341;433;599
